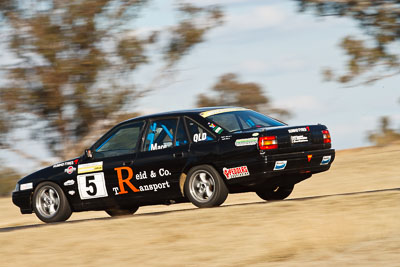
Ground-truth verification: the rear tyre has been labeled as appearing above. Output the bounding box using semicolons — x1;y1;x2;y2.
105;206;139;217
33;182;72;223
256;185;294;201
184;165;228;208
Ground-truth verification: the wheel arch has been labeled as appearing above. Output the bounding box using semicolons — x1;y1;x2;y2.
180;162;228;196
32;179;75;211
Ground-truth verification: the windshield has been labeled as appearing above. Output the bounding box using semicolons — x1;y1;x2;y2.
205;110;285;132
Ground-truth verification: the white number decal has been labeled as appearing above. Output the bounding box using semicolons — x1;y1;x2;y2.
193;133;207;142
77;172;108;200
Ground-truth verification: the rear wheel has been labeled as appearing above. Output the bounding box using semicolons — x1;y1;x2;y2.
256;185;294;201
105;206;139;217
185;165;228;208
33;182;72;223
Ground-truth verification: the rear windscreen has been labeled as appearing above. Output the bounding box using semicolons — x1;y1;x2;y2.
205;110;285;133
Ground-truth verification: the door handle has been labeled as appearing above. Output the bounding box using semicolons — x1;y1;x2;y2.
173;152;186;158
122;160;134;166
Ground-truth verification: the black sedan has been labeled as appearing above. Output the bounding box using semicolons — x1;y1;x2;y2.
12;107;335;223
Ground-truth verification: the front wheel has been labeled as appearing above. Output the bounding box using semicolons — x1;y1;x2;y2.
105;206;139;217
184;165;228;208
33;182;72;223
256;185;294;201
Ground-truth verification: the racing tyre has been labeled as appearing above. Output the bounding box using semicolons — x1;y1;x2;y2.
105;206;139;217
185;165;228;208
256;185;294;201
33;181;72;223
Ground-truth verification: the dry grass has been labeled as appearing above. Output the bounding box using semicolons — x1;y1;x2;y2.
0;144;399;266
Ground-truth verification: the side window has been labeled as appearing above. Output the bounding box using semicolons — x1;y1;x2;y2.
144;119;180;151
208;113;240;132
238;116;253;130
186;118;215;143
239;114;271;129
175;120;189;147
94;121;144;158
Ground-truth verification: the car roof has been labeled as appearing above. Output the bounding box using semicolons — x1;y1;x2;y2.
122;106;240;123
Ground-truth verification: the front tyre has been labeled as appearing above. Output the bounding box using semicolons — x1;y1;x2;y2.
256;185;294;201
185;165;228;208
33;182;72;223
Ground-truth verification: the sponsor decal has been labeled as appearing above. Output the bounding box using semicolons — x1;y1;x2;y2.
307;155;313;162
291;135;309;143
150;143;170;151
64;180;75;186
53;160;75;168
252;133;259;137
221;135;232;141
138;181;170;192
288;127;310;134
235;137;258;147
68;190;75;196
193;132;207;142
78;161;103;174
223;166;250;179
207;122;223;134
77;172;108;200
113;167;172;195
213;127;223;134
64;166;76;175
320;155;331;165
20;183;33;190
274;160;287;171
200;107;248;118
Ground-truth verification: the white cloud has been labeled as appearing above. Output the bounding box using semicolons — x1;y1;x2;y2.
185;0;251;6
275;95;322;112
225;6;286;31
241;60;268;72
240;57;307;74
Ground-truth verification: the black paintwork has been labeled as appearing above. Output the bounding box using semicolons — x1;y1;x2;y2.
12;107;335;214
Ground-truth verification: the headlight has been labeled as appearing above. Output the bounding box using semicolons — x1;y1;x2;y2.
14;183;20;192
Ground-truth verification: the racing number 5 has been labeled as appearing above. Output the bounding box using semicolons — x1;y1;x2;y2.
77;172;108;200
85;175;97;196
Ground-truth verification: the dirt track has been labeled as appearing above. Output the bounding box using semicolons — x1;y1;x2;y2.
0;145;399;266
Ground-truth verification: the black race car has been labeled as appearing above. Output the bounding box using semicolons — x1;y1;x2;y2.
12;107;335;223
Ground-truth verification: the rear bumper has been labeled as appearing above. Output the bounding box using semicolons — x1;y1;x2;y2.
264;148;335;175
12;190;33;214
227;149;335;186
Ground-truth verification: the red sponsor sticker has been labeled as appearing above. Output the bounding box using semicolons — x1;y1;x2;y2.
223;166;250;179
65;166;76;175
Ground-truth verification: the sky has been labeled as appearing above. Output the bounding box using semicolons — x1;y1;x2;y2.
136;0;399;149
1;0;399;172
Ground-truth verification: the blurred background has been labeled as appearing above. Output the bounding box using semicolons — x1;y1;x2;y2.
0;0;399;196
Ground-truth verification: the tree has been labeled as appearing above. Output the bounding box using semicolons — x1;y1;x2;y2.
296;0;400;145
368;116;400;146
197;73;290;118
296;0;400;86
0;1;223;159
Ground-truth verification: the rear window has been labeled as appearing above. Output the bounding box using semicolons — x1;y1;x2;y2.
205;110;285;133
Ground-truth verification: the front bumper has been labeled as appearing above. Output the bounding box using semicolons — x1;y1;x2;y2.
12;189;33;214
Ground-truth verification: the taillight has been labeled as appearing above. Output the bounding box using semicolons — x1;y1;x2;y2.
322;130;331;144
259;136;278;150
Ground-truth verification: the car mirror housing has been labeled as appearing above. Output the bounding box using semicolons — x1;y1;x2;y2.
85;149;93;159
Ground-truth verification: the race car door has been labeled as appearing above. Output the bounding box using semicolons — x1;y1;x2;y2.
76;120;145;209
133;117;189;202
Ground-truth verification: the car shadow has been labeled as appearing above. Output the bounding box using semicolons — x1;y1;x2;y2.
1;187;399;233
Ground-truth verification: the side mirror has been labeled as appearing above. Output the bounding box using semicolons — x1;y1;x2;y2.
85;149;93;159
